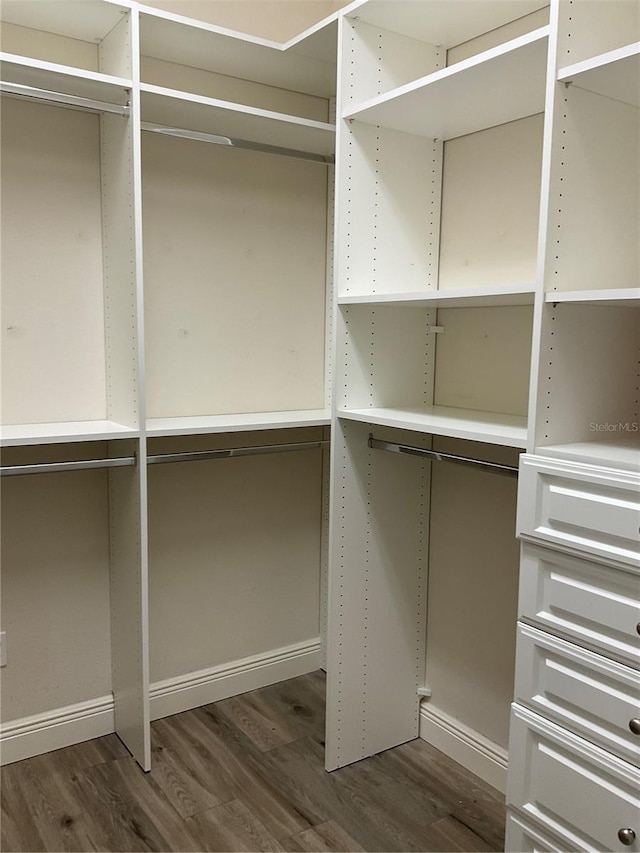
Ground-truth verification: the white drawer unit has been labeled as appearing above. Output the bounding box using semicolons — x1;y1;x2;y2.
506;808;568;852
515;623;640;766
508;705;640;852
517;455;640;570
519;544;640;670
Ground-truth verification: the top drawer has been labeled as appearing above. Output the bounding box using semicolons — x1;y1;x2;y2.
517;455;640;569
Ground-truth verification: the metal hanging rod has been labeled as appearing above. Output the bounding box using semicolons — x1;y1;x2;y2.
0;82;130;116
147;440;329;466
141;122;334;166
368;436;519;478
0;456;136;477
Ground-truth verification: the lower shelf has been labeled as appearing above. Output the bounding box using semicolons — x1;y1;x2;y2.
337;406;528;448
0;420;139;447
146;409;331;437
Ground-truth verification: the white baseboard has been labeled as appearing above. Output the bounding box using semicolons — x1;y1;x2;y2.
0;638;321;766
419;701;508;794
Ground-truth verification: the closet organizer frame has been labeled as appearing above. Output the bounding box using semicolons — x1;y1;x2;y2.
325;0;553;776
0;0;341;771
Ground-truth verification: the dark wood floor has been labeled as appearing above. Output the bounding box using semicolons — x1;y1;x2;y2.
1;671;505;852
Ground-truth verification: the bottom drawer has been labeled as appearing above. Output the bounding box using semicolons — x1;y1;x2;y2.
506;809;566;852
508;705;640;852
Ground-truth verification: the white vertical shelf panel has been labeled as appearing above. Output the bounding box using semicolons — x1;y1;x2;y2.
325;419;430;769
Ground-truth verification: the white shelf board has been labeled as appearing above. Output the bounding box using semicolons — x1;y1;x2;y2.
545;288;640;306
339;284;536;308
140;85;335;156
540;441;640;473
338;406;528;447
558;42;640;108
344;27;549;140
0;0;131;43
146;410;331;437
0;54;131;105
138;5;337;99
0;420;138;447
344;0;547;51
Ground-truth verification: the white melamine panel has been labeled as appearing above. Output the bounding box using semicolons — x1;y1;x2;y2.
108;439;150;770
557;0;640;68
518;543;640;669
0;464;111;722
340;18;442;108
546;289;640;306
338;407;528;447
541;441;640;474
506;809;566;852
447;7;550;64
546;86;639;293
518;455;640;569
148;440;322;680
147;410;330;437
508;705;640;852
559;43;640;109
0;55;131;104
0;1;130;46
98;7;132;80
345;29;548;141
141;56;329;122
0;22;99;71
339;285;536;308
426;442;520;748
0;421;137;448
140;86;335;156
0;99;107;426
142;132;326;419
434;306;533;417
515;623;640;765
337;122;441;296
438;116;543;291
326;419;430;769
347;0;547;50
536;305;640;447
139;8;336;98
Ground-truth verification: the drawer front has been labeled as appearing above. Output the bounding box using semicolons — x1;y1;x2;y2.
508;706;640;852
517;455;640;568
519;544;640;669
506;809;566;852
515;624;640;765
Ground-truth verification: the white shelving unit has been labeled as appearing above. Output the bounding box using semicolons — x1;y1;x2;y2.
0;0;337;771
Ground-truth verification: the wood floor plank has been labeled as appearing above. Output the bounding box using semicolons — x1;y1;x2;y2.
284;820;365;852
214;693;307;753
428;816;496;852
187;798;287;852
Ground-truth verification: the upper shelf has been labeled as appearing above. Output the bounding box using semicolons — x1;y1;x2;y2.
339;284;536;308
0;0;131;43
0;53;131;106
558;42;640;109
338;406;528;448
545;289;640;307
138;4;338;99
140;85;335;157
0;420;138;448
344;0;547;50
146;410;331;438
343;27;549;140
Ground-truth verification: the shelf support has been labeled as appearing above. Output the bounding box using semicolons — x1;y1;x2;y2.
368;436;519;477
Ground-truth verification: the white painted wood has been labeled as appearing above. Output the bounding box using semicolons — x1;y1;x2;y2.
0;0;131;44
506;808;575;852
438;115;544;291
541;441;640;473
142;131;327;419
419;702;508;794
344;29;549;141
338;284;536;307
140;84;335;155
345;0;547;50
139;6;336;98
515;623;640;765
325;419;430;769
557;0;640;69
0;421;138;447
545;289;640;306
518;543;640;669
338;407;528;447
0;53;132;102
146;410;331;437
99;6;133;79
517;454;640;569
508;705;640;852
558;42;640;108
